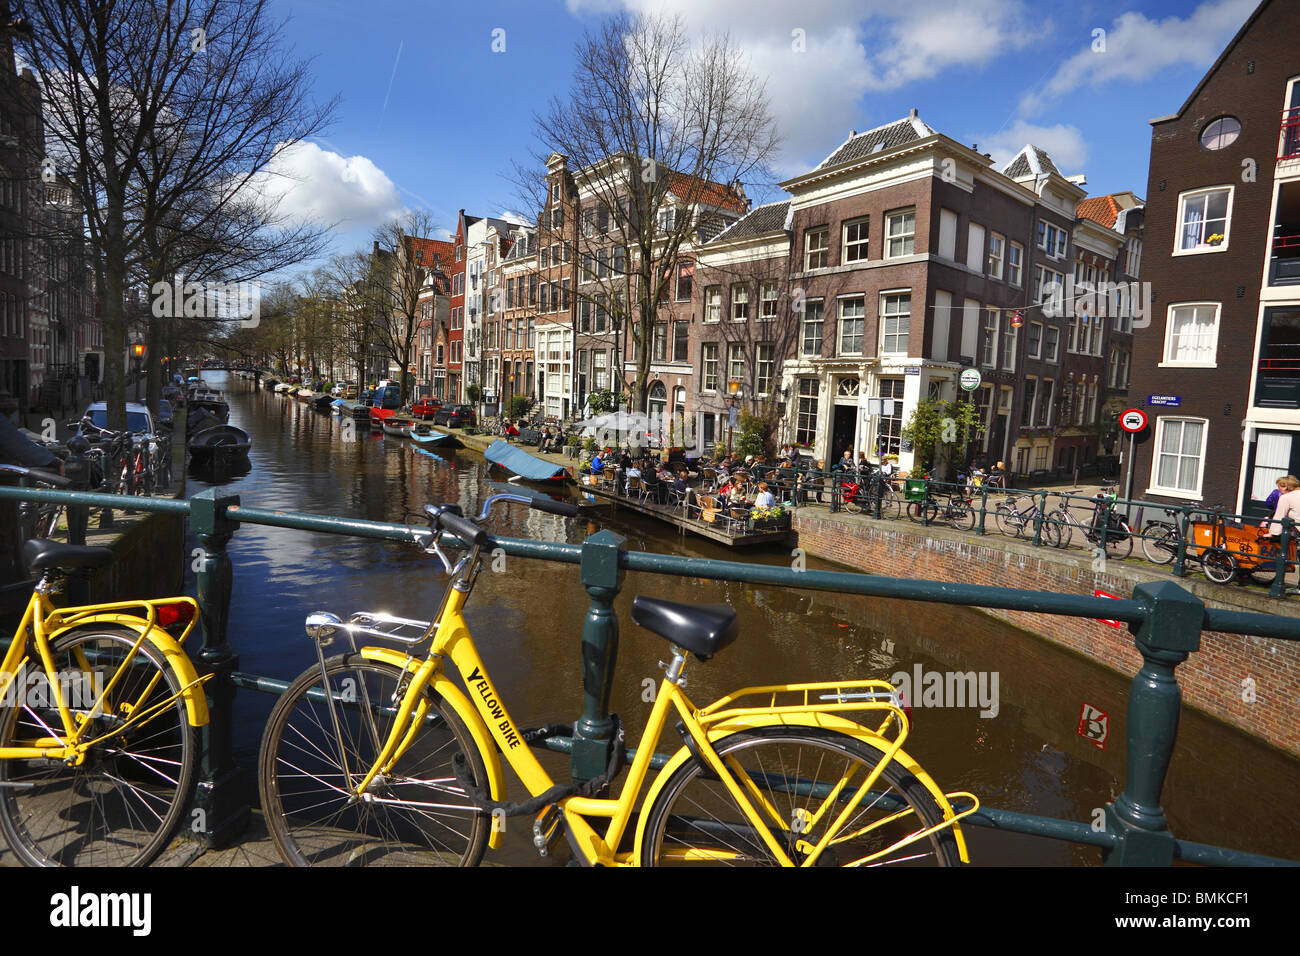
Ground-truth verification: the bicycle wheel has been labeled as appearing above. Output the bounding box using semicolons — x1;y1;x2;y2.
950;500;976;532
841;493;863;515
1202;548;1237;585
0;625;196;866
906;501;932;524
1141;525;1181;565
640;726;961;867
1103;523;1133;560
877;487;902;520
258;653;489;867
994;504;1022;537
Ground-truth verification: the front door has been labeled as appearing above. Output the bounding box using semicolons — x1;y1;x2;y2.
832;405;857;465
1244;429;1300;517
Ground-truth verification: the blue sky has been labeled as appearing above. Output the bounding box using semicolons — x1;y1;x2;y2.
260;0;1263;270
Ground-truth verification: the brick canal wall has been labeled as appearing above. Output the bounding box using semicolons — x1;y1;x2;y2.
792;512;1300;758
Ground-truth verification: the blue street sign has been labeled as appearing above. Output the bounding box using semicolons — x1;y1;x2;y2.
1148;395;1181;407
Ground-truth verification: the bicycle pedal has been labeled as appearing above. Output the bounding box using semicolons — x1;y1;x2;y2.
532;804;563;857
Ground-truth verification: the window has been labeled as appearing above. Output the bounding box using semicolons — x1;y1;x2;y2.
755;345;775;396
728;344;745;386
595;294;607;332
881;292;910;354
581;254;594;283
583;208;595;237
673;321;688;362
804;227;829;270
1001;313;1016;370
529;274;538;305
562;241;571;263
1034;266;1063;306
877;379;904;455
731;284;749;321
981;308;999;368
1007;241;1023;286
1044;327;1060;363
1027;321;1042;358
987;233;1005;279
760;281;778;319
796;379;819;446
938;209;957;260
653;322;667;362
1037;221;1067;259
1177;187;1231;253
1200;116;1241;151
1163;303;1220;366
801;300;824;356
885;209;915;258
837;296;865;355
561;279;570;311
613;245;625;275
702;343;719;392
659;208;676;232
1151;418;1207;496
1023;377;1038;427
540;283;549;313
550;207;563;229
1040;378;1054;426
596;248;608;278
540;246;549;269
705;286;721;322
579;298;591;332
676;262;693;301
842;218;869;263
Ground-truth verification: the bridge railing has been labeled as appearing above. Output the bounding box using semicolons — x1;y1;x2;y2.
0;483;1296;866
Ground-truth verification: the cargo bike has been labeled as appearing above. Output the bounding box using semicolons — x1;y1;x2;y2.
1188;510;1296;586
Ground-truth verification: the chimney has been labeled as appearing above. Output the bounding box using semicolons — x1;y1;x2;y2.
909;108;918;119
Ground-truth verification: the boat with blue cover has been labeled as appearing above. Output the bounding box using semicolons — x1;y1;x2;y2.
483;440;569;483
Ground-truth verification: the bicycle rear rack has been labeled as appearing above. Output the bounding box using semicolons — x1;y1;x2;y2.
343;611;435;647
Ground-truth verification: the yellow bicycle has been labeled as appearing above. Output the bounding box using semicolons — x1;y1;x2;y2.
257;494;978;866
0;536;211;866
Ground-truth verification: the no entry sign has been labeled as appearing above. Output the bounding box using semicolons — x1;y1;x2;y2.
1119;408;1148;433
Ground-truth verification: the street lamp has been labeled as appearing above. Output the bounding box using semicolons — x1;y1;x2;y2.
726;379;741;456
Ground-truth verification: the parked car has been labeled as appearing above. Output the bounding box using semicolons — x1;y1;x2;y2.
76;401;156;439
365;384;402;410
433;404;476;428
162;385;184;404
411;397;442;420
156;399;173;428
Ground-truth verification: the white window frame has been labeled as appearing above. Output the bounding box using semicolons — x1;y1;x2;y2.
804;227;829;271
885;209;915;259
705;286;721;323
1161;301;1221;368
842;217;870;264
880;290;910;355
837;295;865;356
1173;186;1233;256
731;283;749;321
987;232;1005;279
760;280;778;319
1007;241;1023;287
1027;321;1043;359
1147;417;1209;499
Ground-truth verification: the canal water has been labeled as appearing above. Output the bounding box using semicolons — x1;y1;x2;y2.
190;373;1300;865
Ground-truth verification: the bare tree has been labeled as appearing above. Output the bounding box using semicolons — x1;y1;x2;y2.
16;0;334;429
523;11;779;410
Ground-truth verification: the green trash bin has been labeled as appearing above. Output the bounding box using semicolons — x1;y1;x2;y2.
904;477;928;501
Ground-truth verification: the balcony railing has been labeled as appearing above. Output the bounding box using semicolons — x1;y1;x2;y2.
1255;356;1300;408
1271;230;1300;285
1282;107;1300;161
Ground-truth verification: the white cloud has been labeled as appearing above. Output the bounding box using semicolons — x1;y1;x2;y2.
1020;0;1258;116
980;121;1089;174
563;0;1045;176
495;209;532;226
248;140;406;228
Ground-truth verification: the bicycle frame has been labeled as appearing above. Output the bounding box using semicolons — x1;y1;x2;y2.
0;588;210;762
342;577;976;866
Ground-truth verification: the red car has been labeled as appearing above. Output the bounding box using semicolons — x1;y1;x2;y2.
411;398;442;420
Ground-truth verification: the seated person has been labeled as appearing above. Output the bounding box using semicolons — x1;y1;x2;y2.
624;462;642;494
754;482;776;510
505;420;520;437
672;470;688;498
590;451;604;475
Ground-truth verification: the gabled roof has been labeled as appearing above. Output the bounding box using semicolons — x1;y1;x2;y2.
1002;144;1062;181
404;236;455;270
1076;195;1123;229
502;227;536;262
664;171;746;213
708;201;791;243
813;114;935;171
1155;0;1270;124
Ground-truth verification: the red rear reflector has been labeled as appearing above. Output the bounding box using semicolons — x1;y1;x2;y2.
157;603;195;628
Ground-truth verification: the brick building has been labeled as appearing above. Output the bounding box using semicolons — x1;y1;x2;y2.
1129;0;1300;515
495;226;536;411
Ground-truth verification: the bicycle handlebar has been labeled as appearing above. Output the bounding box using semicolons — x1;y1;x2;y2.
0;464;71;488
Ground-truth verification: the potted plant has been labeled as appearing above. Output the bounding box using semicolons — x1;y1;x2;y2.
1206;233;1225;247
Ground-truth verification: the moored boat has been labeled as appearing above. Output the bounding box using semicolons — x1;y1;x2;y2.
483;439;570;483
188;424;251;466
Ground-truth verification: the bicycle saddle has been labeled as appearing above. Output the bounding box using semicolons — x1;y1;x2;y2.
23;539;115;572
631;595;738;658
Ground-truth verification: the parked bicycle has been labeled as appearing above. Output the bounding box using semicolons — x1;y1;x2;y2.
257;493;978;867
0;503;211;866
907;483;977;531
993;492;1061;546
1045;490;1133;559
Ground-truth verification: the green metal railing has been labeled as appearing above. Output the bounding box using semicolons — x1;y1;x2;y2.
1;482;1297;866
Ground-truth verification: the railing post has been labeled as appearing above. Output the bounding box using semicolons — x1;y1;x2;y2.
571;528;627;782
1104;580;1202;866
64;437;91;548
1172;506;1190;577
188;488;249;847
1031;490;1047;546
976;486;988;535
1270;517;1293;600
